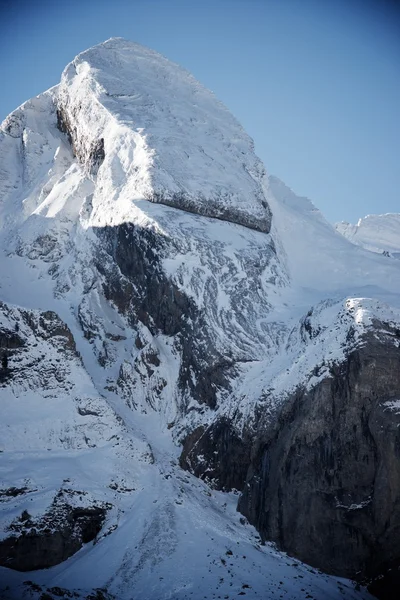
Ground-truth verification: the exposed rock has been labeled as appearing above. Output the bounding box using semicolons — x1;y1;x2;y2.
0;502;108;571
0;302;79;390
0;328;24;351
180;418;251;491
95;222;233;409
39;311;77;351
56;107;105;175
146;189;271;233
236;325;400;585
56;106;74;150
21;581;115;600
0;487;29;499
87;137;105;175
178;319;400;592
77;406;101;417
368;567;400;600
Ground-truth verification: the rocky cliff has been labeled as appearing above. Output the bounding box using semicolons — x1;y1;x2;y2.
239;321;400;589
179;301;400;596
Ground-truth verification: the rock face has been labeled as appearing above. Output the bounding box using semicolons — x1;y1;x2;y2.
180;318;400;592
0;502;107;571
179;418;252;491
0;301;78;389
0;300;142;579
94;223;243;410
241;325;400;584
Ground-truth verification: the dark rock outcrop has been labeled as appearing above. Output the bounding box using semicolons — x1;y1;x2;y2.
180;418;251;491
19;581;115;600
0;316;25;383
0;302;79;389
237;326;400;587
0;502;108;571
94;223;234;409
56;107;105;175
180;321;400;594
146;189;272;234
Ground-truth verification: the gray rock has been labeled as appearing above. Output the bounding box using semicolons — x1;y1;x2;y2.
180;418;251;491
0;503;107;571
145;189;272;233
178;319;400;593
238;325;400;585
95;222;233;409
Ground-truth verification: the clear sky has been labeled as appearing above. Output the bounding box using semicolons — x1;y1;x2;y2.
0;0;399;223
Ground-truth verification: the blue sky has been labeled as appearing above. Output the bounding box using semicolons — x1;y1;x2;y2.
0;0;399;223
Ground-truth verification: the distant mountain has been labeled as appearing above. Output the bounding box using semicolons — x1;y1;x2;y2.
336;214;400;258
1;38;399;600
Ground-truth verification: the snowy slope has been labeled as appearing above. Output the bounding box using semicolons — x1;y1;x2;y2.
268;176;400;298
0;300;374;600
336;213;400;258
0;38;399;599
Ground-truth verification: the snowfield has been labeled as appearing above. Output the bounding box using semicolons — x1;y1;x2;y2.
336;213;400;258
1;38;399;599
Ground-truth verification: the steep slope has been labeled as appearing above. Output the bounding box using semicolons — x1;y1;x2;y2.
0;37;285;417
0;302;152;572
56;37;271;232
238;300;400;583
0;38;399;600
180;179;400;596
0;308;373;599
336;214;400;258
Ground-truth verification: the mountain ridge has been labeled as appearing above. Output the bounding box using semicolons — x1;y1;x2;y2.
336;213;400;258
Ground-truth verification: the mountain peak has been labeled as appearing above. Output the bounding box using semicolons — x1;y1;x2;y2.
72;37;166;65
55;37;272;232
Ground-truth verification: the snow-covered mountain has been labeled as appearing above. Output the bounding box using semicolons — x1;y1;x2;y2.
1;38;399;600
336;214;400;258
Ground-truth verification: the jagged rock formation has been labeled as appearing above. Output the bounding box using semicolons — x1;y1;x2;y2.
0;38;400;600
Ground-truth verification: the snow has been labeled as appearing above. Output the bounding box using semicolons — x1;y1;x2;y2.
57;37;271;232
268;176;400;297
0;382;373;600
384;399;400;413
0;37;398;599
0;301;373;599
336;213;400;257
